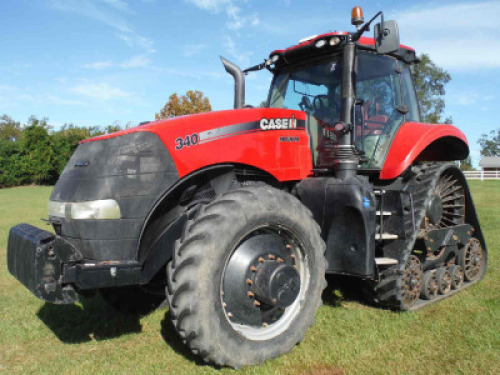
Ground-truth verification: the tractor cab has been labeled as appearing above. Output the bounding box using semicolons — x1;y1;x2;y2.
266;33;420;171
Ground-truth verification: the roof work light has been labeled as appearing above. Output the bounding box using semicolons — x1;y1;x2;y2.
351;6;364;29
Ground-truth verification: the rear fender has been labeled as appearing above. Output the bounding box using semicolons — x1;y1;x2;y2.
380;122;469;180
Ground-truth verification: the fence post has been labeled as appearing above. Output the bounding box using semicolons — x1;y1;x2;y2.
481;170;484;181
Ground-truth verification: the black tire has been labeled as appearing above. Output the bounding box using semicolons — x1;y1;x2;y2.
100;286;165;315
166;185;327;368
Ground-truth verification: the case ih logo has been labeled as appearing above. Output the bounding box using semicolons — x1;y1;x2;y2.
260;116;297;130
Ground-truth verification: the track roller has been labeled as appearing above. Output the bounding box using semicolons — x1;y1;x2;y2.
435;267;452;295
422;271;439;300
448;265;464;290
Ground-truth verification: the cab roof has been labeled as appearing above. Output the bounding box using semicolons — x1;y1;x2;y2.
269;32;417;66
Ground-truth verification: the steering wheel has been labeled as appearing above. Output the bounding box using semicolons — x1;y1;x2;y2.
313;95;328;112
299;96;313;113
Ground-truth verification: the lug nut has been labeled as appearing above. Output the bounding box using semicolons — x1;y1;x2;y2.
246;278;253;285
277;257;284;263
291;254;296;259
250;266;257;272
258;257;265;263
227;312;233;318
268;254;276;260
254;300;261;306
286;244;292;249
247;291;255;298
262;322;268;327
223;302;227;308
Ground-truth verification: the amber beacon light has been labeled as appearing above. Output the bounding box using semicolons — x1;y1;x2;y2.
351;6;364;29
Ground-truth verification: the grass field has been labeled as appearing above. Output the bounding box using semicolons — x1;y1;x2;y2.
0;182;498;374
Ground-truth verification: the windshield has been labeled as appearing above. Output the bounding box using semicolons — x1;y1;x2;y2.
268;58;343;164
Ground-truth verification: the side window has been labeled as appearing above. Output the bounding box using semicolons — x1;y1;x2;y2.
356;52;404;169
401;65;421;122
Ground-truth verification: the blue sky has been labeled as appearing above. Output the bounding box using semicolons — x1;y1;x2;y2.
1;0;499;166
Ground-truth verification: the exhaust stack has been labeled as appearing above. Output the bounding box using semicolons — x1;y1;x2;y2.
220;57;245;109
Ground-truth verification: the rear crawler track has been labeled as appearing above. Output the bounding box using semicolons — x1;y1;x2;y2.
366;163;487;311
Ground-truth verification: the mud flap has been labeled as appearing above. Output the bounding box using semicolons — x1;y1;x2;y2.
7;224;82;304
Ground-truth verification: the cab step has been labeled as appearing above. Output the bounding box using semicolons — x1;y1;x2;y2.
375;257;398;266
375;233;399;240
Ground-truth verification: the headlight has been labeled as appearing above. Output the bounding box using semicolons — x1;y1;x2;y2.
49;200;121;220
48;201;66;218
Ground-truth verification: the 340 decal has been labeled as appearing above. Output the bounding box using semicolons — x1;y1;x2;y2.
175;133;199;150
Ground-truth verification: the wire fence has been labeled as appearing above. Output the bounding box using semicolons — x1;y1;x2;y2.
463;171;500;180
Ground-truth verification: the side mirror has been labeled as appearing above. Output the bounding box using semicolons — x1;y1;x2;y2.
374;20;399;54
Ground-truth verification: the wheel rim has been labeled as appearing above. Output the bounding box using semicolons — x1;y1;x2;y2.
462;238;485;281
400;255;422;306
437;268;452;295
450;265;464;289
221;225;311;341
425;172;465;231
424;271;439;299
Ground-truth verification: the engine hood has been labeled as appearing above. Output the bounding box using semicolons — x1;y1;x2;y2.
83;108;311;180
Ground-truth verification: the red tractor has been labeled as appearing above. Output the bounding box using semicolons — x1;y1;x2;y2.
7;7;487;369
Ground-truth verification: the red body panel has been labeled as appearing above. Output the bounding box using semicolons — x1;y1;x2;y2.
83;108;313;181
380;122;469;180
270;34;414;56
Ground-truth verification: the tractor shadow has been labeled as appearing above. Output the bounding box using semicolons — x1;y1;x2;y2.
160;312;214;367
322;274;373;308
36;293;142;344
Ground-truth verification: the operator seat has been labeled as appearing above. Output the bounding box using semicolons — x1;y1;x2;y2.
363;98;388;135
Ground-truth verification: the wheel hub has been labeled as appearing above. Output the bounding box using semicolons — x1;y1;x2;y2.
426;194;443;225
252;261;300;308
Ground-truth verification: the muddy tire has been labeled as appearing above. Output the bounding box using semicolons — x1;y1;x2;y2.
166;185;327;368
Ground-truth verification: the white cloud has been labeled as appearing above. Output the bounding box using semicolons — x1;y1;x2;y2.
48;0;155;54
182;43;207;57
451;93;494;106
117;33;156;53
120;55;150;68
83;61;114;70
72;83;132;100
394;1;500;70
224;36;252;66
83;55;150;69
48;0;131;33
186;0;259;30
102;0;133;13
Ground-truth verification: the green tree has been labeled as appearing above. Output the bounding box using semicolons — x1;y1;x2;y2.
155;90;212;119
0;114;22;141
413;54;451;123
478;129;500;156
459;156;475;171
19;116;55;184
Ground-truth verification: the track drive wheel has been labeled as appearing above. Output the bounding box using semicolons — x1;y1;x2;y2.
459;238;486;282
400;255;423;306
422;271;439;300
166;185;327;368
100;286;165;315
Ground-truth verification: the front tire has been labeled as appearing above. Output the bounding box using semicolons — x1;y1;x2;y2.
166;185;326;368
